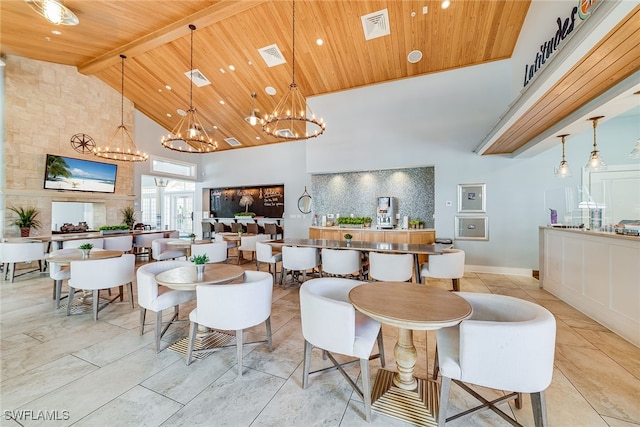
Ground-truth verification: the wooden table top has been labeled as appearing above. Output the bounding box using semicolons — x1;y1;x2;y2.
217;233;256;242
349;282;472;330
166;239;211;247
155;263;245;290
268;238;444;255
46;250;124;265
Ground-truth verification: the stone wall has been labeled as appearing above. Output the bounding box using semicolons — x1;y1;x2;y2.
2;55;135;237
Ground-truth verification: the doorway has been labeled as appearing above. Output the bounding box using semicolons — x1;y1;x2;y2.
141;175;195;236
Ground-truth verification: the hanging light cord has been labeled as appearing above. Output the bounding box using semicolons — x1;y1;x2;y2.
189;24;195;110
291;0;296;87
592;117;598;150
119;54;125;126
561;136;567;161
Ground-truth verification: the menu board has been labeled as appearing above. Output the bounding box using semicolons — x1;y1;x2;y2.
209;185;284;218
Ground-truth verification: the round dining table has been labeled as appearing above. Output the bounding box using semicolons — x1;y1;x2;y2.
154;263;245;290
46;249;124;265
166;239;211;257
349;282;472;426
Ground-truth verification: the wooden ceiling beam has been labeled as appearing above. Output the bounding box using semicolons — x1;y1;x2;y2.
78;0;268;76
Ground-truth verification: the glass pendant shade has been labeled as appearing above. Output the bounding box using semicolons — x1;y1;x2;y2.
25;0;79;25
555;134;572;178
585;116;606;172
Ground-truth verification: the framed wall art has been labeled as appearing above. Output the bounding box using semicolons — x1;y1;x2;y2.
458;183;486;213
455;216;489;240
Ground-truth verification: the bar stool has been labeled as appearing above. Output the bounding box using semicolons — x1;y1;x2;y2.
201;221;213;239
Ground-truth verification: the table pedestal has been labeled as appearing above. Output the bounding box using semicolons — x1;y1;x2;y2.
371;328;439;426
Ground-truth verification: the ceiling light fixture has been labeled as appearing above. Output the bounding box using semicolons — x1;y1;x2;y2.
161;24;217;154
245;93;262;126
25;0;79;25
262;0;326;140
154;177;168;188
629;138;640;159
585;116;606;172
94;55;148;162
441;0;451;9
554;134;572;178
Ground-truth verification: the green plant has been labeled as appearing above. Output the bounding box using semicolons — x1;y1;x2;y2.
99;224;130;231
190;254;209;264
362;217;372;224
121;206;136;228
78;243;93;250
235;212;256;217
8;206;42;230
189;233;196;238
344;233;353;240
409;219;420;225
337;216;371;225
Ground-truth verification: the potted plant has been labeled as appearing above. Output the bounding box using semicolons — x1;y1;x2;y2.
344;233;353;245
363;217;372;227
189;233;196;243
99;224;130;235
78;243;93;258
121;206;136;229
8;206;42;237
190;253;209;276
409;219;420;229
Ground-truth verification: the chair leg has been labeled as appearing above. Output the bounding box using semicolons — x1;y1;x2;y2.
531;391;548;427
265;317;273;352
92;290;99;321
438;376;452;427
66;286;75;316
236;329;243;377
126;282;134;309
155;310;163;353
55;279;63;309
432;345;440;380
360;358;372;422
185;321;198;366
302;340;313;389
452;278;460;292
139;308;147;335
376;330;386;367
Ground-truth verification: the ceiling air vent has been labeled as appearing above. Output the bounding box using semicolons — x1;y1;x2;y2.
224;137;242;147
184;68;211;87
361;9;390;40
258;44;286;67
276;129;294;138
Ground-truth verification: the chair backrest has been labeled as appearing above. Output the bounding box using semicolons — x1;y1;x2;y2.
103;235;134;252
201;221;212;232
0;241;47;263
167;230;180;238
321;249;362;276
255;241;275;263
70;254;135;290
423;249;465;279
282;246;320;271
368;252;413;282
62;238;104;249
151;238;183;260
213;222;226;233
134;232;164;249
441;292;556;392
264;223;277;237
230;223;244;233
47;248;77;280
190;242;227;263
238;235;260;251
194;270;273;330
136;260;193;308
246;223;259;234
300;278;367;356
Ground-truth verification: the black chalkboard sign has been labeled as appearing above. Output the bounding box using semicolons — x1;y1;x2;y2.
210;185;284;218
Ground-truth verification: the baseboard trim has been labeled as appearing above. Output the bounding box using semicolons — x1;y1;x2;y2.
465;265;534;277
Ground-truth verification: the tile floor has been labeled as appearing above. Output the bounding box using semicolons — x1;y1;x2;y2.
1;261;639;427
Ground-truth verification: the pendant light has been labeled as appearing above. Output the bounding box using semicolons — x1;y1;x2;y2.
94;55;148;162
585;116;606;172
554;134;572;178
262;0;325;140
245;93;262;126
161;25;218;153
25;0;79;25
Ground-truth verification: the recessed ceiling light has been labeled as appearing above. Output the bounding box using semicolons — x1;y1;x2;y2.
158;88;162;92
265;86;277;96
219;68;225;73
44;36;51;41
51;30;61;35
219;100;225;105
177;109;187;116
441;0;451;9
166;113;172;118
213;125;218;129
248;61;253;66
256;136;261;140
316;38;324;46
228;65;235;71
165;85;171;90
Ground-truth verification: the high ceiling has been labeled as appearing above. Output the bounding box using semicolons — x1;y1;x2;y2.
0;0;531;151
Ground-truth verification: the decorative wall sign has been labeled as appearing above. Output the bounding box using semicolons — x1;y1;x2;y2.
209;185;284;218
455;216;489;240
458;183;486;213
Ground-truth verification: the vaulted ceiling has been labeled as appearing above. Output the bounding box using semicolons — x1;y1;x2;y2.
1;1;638;155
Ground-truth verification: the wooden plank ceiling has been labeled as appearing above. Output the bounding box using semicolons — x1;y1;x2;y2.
1;0;535;152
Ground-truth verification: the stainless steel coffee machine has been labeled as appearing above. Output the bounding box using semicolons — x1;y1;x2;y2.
376;197;396;229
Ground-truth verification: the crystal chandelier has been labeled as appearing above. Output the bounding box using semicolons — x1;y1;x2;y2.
262;0;325;140
161;25;218;153
584;116;606;172
94;55;148;162
554;134;572;178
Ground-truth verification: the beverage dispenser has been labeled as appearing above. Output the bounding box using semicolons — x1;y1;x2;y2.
376;197;396;229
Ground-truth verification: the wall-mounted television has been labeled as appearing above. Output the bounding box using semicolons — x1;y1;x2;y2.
44;154;117;193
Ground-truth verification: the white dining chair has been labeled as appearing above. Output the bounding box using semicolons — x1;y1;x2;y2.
368;252;414;282
421;249;465;291
0;241;47;283
321;248;362;278
151;238;187;261
134;232;164;258
256;241;282;284
436;292;556;427
103;235;134;252
67;254;136;320
236;234;260;265
300;277;385;422
280;246;321;286
46;248;77;308
186;270;273;377
137;260;196;352
190;241;227;264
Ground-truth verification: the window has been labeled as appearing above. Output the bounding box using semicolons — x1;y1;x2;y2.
150;156;196;179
